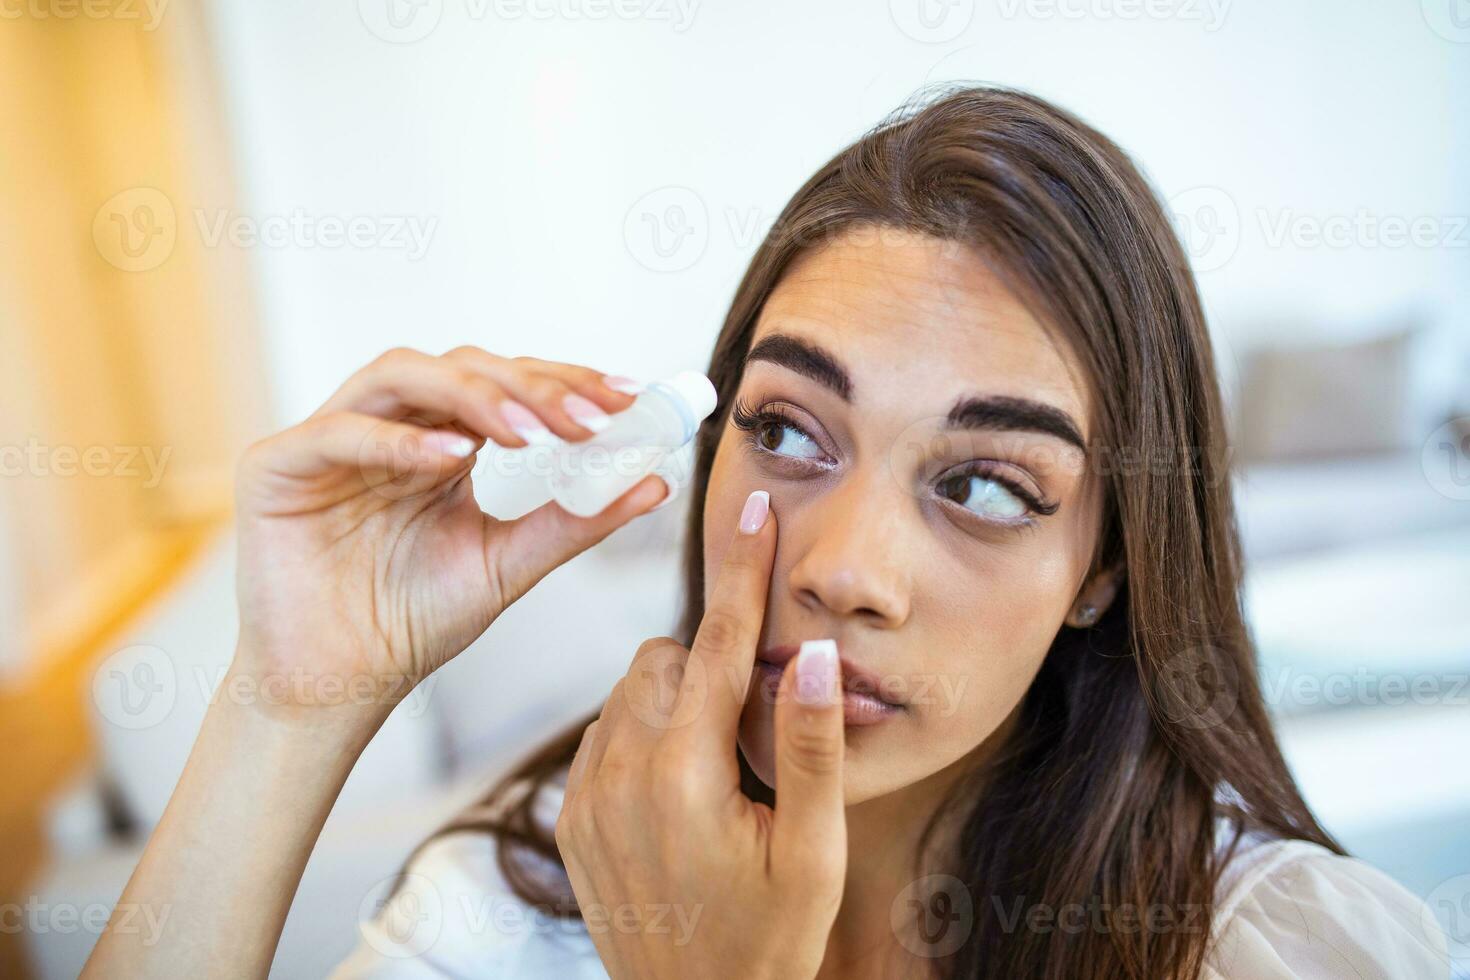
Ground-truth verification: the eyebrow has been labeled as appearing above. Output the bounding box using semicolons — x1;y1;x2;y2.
744;331;1086;449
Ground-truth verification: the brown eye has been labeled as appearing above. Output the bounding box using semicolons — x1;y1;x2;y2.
757;422;784;452
938;473;968;504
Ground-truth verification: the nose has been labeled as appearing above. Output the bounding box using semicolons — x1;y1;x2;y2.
785;470;912;629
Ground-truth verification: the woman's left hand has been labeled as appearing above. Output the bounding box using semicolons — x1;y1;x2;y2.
557;491;847;980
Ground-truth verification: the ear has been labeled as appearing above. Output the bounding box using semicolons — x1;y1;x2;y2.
1065;564;1124;629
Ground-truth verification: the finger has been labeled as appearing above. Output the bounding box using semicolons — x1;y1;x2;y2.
314;348;529;448
488;474;669;607
482;353;641;414
443;348;634;441
677;489;775;748
239;412;477;498
770;638;847;880
565;718;602;800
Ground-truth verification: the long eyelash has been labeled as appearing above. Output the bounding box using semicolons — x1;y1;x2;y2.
730;398;815;444
949;462;1060;517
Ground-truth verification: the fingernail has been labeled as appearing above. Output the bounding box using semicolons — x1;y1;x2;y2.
602;375;644;395
427;432;477;458
500;400;555;445
795;639;839;706
648;474;678;512
738;489;769;534
564;393;612;433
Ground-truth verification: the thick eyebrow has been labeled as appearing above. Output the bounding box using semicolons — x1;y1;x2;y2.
744;333;852;401
745;331;1085;449
945;395;1087;450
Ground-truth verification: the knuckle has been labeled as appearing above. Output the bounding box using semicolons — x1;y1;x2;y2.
697;608;746;655
780;727;843;776
373;346;419;370
444;344;489;362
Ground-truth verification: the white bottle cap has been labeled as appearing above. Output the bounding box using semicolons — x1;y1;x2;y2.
664;370;718;426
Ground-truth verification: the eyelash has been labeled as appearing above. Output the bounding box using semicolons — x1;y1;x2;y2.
729;397;1060;524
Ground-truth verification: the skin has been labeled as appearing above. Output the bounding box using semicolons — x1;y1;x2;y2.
84;228;1121;979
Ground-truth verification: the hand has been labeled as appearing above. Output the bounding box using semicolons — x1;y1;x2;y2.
556;490;847;980
231;347;667;735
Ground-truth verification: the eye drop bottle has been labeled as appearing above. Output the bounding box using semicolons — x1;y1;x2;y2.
547;371;718;517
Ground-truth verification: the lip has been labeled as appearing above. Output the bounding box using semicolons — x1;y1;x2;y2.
754;643;904;727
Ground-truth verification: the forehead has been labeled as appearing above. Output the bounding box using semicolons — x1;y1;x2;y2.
750;227;1091;438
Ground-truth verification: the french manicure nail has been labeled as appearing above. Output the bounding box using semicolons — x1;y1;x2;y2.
500;400;555;445
564;393;612;433
429;432;477;458
602;375;644;395
795;638;839;706
738;489;769;534
648;474;678;512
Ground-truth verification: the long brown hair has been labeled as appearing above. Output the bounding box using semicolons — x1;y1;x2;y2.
433;85;1341;978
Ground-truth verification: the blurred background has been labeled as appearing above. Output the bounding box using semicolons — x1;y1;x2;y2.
2;1;1468;976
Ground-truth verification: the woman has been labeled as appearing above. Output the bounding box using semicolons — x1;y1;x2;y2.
85;87;1447;979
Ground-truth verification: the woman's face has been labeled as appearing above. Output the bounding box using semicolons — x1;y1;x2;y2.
703;226;1107;806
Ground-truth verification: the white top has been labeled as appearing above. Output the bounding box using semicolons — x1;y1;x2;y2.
331;787;1450;979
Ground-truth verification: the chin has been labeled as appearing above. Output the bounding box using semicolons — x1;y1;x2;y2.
737;712;907;807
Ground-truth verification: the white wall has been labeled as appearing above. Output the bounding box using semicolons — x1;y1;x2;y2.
203;0;1470;469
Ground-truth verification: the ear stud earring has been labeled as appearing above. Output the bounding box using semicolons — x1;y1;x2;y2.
1077;604;1099;627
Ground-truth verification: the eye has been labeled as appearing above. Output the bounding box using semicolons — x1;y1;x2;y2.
732;399;829;464
937;471;1031;521
753;418;823;460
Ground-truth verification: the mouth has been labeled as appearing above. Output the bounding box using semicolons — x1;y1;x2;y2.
754;643;905;727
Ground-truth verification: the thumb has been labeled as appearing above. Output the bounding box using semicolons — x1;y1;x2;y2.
771;638;847;883
489;473;669;606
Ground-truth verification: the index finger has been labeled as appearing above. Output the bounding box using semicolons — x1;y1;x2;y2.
678;489;776;746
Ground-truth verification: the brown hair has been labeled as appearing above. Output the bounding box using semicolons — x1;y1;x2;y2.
430;85;1341;978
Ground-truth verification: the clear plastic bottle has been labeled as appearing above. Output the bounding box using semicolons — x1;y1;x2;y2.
547;370;718;517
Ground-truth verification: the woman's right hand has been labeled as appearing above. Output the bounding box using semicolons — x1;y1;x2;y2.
231;346;668;736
